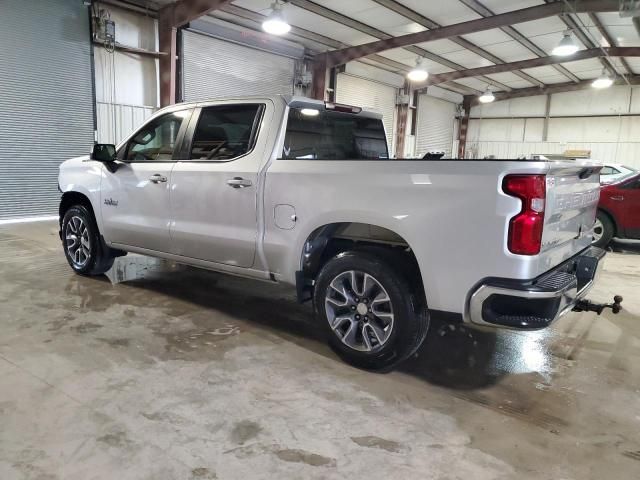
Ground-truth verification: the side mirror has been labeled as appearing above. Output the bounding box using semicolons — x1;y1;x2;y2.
90;143;116;162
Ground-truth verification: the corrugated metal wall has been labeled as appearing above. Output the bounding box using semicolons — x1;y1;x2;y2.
182;30;295;101
336;73;397;155
0;0;95;220
415;94;457;158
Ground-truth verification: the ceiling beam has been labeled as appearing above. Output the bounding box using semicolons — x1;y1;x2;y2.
457;0;581;83
371;0;543;87
323;0;620;67
158;0;233;106
161;0;234;29
465;75;640;105
420;47;640;87
288;0;510;91
587;12;633;75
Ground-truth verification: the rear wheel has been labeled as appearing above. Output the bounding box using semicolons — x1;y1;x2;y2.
61;205;115;275
592;211;614;248
314;251;429;371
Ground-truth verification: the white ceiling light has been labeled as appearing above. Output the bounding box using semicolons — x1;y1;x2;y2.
407;57;429;82
478;87;495;103
552;31;579;56
262;2;291;36
592;70;614;89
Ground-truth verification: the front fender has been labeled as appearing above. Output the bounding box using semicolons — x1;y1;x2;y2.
58;156;104;232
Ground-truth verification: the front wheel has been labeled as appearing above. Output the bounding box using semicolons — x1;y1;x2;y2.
61;205;115;275
314;251;429;371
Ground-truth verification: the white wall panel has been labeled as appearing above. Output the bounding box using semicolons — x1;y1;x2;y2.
471;86;640;118
524;118;544;142
94;5;159;146
468;115;640;168
93;6;158;107
630;87;640;113
550;87;632;116
96;102;156;145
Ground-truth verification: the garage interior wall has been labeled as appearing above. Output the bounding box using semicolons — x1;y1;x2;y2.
94;4;158;144
0;0;95;220
415;87;461;159
181;29;296;101
335;70;398;156
467;86;640;167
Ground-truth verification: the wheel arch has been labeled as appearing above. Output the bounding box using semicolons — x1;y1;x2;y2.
295;221;424;304
59;191;96;226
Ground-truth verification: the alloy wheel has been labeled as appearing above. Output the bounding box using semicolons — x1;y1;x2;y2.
593;218;604;243
65;216;91;268
324;270;395;352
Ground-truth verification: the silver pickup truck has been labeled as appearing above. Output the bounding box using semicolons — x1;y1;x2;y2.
59;95;607;370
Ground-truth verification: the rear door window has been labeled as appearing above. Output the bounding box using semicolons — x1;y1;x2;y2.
282;108;389;160
190;104;263;161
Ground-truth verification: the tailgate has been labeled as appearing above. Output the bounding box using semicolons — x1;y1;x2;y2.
542;162;601;255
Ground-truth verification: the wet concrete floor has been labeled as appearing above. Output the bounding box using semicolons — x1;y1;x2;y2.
0;221;639;479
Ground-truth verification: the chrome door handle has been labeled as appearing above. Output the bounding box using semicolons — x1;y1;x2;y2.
226;177;252;188
149;174;167;183
610;195;624;201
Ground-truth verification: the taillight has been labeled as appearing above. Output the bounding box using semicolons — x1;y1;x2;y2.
503;174;546;255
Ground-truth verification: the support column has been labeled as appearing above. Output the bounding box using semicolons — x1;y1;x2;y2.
311;54;328;101
159;6;177;107
542;93;551;141
457;97;471;159
394;82;410;158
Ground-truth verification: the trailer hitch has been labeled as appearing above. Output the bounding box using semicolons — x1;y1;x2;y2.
573;295;623;315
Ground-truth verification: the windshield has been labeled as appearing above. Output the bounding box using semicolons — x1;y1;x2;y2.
282;108;389;160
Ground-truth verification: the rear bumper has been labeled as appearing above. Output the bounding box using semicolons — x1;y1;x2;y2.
466;246;605;329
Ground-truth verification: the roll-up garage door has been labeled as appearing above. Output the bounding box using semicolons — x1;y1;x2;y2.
0;0;95;220
335;74;397;155
182;31;295;101
416;95;457;158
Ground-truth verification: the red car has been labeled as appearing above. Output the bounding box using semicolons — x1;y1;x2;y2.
593;172;640;247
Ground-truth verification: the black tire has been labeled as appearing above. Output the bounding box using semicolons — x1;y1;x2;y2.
61;205;115;275
593;211;614;248
314;251;429;371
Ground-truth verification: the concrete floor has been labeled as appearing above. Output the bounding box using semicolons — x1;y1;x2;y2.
0;221;639;480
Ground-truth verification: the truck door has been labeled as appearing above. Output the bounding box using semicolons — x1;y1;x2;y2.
101;109;191;252
169;101;270;267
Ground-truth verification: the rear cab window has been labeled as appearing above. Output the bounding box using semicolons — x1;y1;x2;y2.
281;107;388;160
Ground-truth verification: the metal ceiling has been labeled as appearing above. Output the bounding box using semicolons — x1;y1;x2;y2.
120;0;640;94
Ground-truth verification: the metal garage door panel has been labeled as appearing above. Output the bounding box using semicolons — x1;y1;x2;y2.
182;31;295;101
335;73;397;155
416;95;457;158
0;0;95;220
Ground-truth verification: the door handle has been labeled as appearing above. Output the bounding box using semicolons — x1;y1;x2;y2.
149;174;167;184
226;177;252;188
610;195;624;201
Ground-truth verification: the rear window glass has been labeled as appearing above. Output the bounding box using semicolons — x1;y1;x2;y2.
281;108;389;160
